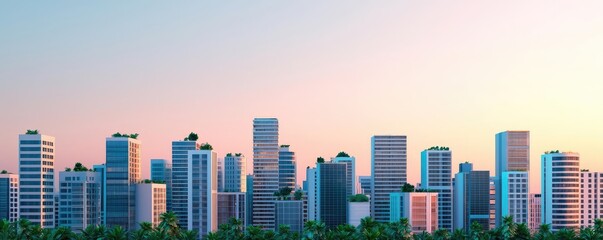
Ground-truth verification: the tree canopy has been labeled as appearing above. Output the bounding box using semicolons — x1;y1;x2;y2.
111;132;139;139
349;194;369;202
317;157;325;163
184;132;199;141
401;183;415;192
200;143;213;150
336;151;350;158
427;146;450;151
25;129;39;135
73;162;88;172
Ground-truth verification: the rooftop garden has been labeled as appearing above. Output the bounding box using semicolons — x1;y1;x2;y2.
401;183;437;193
142;179;166;184
200;143;213;150
25;129;39;135
336;151;350;158
111;132;139;139
0;170;10;174
184;132;199;141
545;150;561;154
316;157;325;163
280;145;290;148
65;162;95;172
427;146;449;151
226;153;244;157
349;194;369;202
273;187;303;200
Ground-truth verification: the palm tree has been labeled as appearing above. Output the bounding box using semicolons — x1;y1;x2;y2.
580;227;599;240
362;227;382;240
469;221;483;240
413;231;432;240
534;224;553;240
357;217;378;234
158;211;180;238
451;229;466;240
432;228;450;240
554;228;576;240
515;223;531;240
594;219;603;236
245;226;264;240
0;220;11;240
262;230;276;240
14;219;33;240
180;229;199;240
386;218;412;240
500;216;517;239
106;226;128;240
303;220;326;240
329;224;356;240
276;225;294;240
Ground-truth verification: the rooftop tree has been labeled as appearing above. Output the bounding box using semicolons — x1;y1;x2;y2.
200;143;213;150
25;129;39;135
336;151;350;158
73;162;89;172
184;132;199;141
401;183;415;193
317;157;325;164
349;194;369;202
0;170;8;174
111;132;139;139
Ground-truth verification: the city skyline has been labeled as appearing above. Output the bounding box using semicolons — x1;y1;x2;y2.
3;1;603;195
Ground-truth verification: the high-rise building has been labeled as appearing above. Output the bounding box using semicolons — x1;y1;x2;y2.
580;170;602;227
453;163;490;233
307;162;347;228
358;176;371;195
332;153;355;197
279;145;296;190
0;173;19;222
171;139;199;227
390;192;439;233
217;192;246;227
217;157;224;192
135;182;166;228
246;175;254;227
58;170;102;232
252;118;279;229
371;135;407;223
19;132;55;228
495;131;530;226
150;159;172;211
105;135;141;230
541;152;580;231
274;200;304;234
528;193;542;232
92;164;106;225
421;147;452;231
224;153;246;192
188;149;218;237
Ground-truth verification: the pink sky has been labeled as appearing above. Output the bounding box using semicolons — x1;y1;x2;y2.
1;1;603;193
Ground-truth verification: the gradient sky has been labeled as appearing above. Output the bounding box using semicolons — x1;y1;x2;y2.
1;1;603;193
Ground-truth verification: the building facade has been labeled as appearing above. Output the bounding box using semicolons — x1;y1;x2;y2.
580;171;602;227
279;146;296;190
224;154;246;192
19;133;55;228
495;131;530;226
371;135;407;223
217;192;246;227
420;148;453;231
348;201;370;227
528;193;542;232
453;163;490;233
252;118;279;229
0;173;19;222
171;140;199;227
307;162;348;228
390;192;438;233
92;164;106;225
58;171;102;232
358;176;371;195
274;200;304;234
135;183;166;228
332;155;355;197
541;152;580;231
188;149;218;237
105;136;141;230
246;175;254;227
150;159;172;211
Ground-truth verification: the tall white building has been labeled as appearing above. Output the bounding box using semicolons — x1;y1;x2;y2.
420;147;453;231
332;153;356;197
188;148;218;237
0;173;19;222
105;135;141;230
252;118;279;229
528;193;541;232
135;182;166;228
19;132;55;228
371;135;407;222
580;170;603;227
171;139;199;227
541;152;580;231
58;170;102;232
224;153;246;192
495;131;530;226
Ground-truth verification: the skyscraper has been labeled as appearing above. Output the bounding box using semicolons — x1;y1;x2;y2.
252;118;279;229
224;153;247;192
58;169;102;232
0;172;19;222
279;145;296;190
495;131;530;226
541;151;580;231
307;162;347;228
171;139;199;227
105;135;141;230
453;163;490;233
528;193;541;232
19;132;55;228
390;192;439;233
332;152;355;197
580;170;602;227
421;147;453;231
150;159;172;211
371;135;407;222
188;148;218;237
